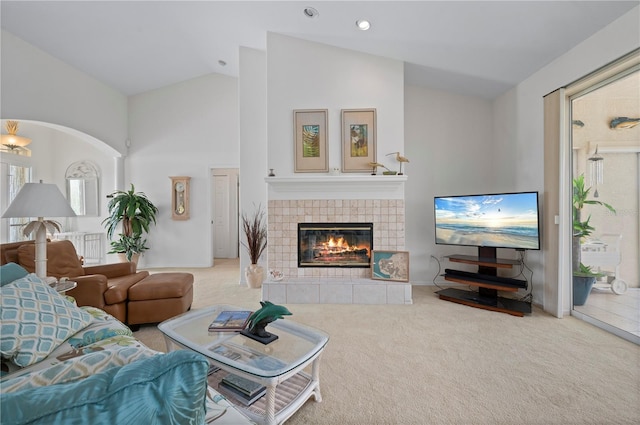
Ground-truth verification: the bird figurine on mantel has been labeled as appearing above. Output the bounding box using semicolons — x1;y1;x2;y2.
386;152;409;175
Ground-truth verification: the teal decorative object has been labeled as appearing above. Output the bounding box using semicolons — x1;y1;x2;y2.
572;119;585;128
241;301;292;344
609;117;640;129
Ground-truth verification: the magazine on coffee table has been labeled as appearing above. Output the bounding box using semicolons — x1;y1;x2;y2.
208;310;252;331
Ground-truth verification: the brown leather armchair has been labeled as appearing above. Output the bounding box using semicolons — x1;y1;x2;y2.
1;240;148;323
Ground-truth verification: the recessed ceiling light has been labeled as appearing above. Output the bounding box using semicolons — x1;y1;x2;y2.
356;19;371;31
303;7;319;18
218;60;227;67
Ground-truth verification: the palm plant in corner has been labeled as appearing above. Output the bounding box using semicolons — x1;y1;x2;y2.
241;204;268;288
102;184;158;264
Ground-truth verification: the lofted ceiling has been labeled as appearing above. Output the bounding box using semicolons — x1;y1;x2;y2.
1;1;638;99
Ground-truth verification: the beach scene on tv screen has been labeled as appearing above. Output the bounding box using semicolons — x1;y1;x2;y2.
435;193;539;249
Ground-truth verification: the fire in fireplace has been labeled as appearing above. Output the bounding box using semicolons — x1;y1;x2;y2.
298;223;373;268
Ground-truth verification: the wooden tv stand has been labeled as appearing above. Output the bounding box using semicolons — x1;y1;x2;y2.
436;248;531;317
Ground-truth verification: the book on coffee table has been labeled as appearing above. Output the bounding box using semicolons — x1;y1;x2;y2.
219;373;266;406
208;310;252;331
221;373;265;397
218;381;266;406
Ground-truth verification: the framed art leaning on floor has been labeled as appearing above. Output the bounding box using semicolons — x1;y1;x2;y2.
371;250;409;282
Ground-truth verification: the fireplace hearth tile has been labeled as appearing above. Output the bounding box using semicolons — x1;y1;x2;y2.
263;283;286;304
353;284;387;304
286;284;319;303
387;284;412;304
319;284;353;304
262;278;412;305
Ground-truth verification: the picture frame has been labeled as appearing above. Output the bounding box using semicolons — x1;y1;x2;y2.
293;109;328;173
341;108;376;172
371;250;409;282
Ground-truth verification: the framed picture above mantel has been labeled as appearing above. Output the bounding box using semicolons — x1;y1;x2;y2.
341;108;376;173
293;109;328;173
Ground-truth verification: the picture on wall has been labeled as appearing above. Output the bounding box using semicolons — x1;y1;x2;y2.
294;109;328;172
371;250;409;282
341;109;376;172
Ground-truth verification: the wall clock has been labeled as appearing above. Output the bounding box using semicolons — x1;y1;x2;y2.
170;176;191;220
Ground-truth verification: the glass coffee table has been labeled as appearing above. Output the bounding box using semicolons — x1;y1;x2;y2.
158;305;329;425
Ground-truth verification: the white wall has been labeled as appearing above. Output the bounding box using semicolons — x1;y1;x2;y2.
238;47;268;281
1;31;128;153
1;29;126;247
404;85;494;283
266;33;405;176
127;73;239;268
493;6;640;309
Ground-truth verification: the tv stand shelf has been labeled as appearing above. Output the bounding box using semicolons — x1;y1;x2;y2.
437;288;531;316
443;275;519;292
437;248;531;317
446;254;520;269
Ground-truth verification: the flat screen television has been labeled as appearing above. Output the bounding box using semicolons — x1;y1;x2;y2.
434;191;540;251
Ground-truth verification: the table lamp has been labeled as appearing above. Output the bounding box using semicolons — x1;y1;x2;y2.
1;181;76;277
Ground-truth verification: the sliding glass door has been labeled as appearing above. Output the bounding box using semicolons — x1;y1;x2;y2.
570;67;639;342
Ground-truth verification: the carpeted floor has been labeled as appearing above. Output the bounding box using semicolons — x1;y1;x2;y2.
135;259;640;425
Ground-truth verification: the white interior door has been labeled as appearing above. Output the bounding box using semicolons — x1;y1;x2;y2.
211;168;239;259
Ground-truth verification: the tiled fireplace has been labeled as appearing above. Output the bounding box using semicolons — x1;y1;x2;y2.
263;176;412;305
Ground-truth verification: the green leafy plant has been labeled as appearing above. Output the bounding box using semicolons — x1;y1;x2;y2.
102;184;158;261
107;234;149;261
572;174;615;273
572;174;615;239
573;262;606;278
241;204;267;264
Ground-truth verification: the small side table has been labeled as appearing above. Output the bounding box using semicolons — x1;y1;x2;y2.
52;280;77;293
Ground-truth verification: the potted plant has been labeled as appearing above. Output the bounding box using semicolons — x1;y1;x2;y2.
572;174;615;305
573;263;606;306
102;184;158;264
241;204;267;288
106;234;149;262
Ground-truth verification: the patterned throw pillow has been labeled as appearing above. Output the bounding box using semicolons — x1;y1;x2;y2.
0;274;93;367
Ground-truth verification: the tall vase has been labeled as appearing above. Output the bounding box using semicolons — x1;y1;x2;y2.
245;264;264;289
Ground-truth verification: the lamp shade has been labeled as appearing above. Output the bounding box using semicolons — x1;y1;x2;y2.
2;182;76;218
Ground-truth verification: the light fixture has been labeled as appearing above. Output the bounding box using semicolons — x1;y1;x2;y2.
356;19;371;31
303;7;319;18
1;181;76;277
588;145;604;198
1;121;31;150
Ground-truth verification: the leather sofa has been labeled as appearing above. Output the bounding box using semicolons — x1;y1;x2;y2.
1;240;148;324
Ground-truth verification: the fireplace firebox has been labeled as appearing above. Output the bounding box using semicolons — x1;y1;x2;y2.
298;223;373;268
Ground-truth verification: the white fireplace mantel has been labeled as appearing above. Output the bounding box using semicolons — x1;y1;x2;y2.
265;175;407;200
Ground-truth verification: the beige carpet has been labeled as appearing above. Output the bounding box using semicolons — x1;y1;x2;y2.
135;259;640;425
